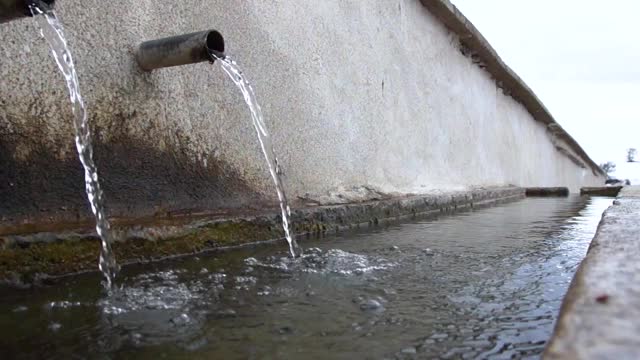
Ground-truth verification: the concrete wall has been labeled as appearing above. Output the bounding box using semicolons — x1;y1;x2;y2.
0;0;604;230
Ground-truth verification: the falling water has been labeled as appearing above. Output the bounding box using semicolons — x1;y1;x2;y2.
211;52;301;258
30;4;118;288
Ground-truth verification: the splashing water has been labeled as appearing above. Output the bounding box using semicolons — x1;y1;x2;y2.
30;4;118;288
211;53;301;258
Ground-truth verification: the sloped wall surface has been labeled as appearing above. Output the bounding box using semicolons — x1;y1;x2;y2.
0;0;604;229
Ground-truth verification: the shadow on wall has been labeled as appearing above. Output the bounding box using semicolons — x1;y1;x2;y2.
0;114;266;229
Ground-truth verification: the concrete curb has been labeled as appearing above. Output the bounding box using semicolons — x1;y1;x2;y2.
580;186;623;197
545;186;640;359
0;186;524;285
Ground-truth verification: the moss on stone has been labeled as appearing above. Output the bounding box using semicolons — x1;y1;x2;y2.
0;219;283;284
0;238;100;282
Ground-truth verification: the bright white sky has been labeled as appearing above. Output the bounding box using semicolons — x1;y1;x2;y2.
452;0;640;181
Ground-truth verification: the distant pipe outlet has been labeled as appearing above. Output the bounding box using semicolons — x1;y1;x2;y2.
136;30;225;71
0;0;54;23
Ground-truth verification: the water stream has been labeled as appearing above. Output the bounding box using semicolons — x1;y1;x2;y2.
30;4;118;288
211;52;301;258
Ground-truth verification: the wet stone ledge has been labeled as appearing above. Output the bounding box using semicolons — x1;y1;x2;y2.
526;187;570;197
0;186;524;286
580;186;623;197
545;186;640;359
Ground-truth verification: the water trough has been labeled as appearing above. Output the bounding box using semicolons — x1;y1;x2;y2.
0;0;622;357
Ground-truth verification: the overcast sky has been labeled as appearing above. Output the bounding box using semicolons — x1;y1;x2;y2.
452;0;640;180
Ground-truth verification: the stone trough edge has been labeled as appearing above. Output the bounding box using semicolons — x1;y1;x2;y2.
0;186;524;286
545;186;640;359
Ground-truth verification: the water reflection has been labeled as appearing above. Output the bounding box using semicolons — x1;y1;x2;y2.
0;196;612;359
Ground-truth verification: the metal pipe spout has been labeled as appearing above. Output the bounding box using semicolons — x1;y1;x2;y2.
136;30;225;71
0;0;54;24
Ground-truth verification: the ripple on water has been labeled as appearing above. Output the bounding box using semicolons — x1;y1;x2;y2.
244;247;395;276
90;268;230;347
98;270;225;315
45;301;83;310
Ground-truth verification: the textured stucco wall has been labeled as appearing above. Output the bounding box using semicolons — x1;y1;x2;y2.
0;0;604;229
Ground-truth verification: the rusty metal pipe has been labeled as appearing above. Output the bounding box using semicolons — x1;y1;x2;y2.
136;30;225;71
0;0;54;24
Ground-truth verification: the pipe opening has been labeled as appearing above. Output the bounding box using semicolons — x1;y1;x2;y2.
25;0;55;15
1;0;54;23
30;0;55;8
206;30;225;59
136;29;225;71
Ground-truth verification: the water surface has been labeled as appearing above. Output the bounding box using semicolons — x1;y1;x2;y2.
0;196;611;359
